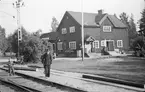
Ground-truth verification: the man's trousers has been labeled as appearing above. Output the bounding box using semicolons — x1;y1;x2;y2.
44;65;51;77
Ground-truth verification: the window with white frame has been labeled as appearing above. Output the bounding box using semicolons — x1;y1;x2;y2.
101;40;106;47
57;42;63;50
103;26;111;32
69;41;76;49
69;26;75;33
117;40;123;47
93;40;99;48
62;28;67;34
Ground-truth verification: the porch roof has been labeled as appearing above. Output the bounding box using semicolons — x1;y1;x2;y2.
85;36;95;42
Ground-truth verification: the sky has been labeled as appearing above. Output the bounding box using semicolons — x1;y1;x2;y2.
0;0;144;36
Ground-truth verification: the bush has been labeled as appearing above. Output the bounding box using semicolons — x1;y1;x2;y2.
131;36;145;57
7;28;53;63
22;36;53;63
101;47;110;55
64;49;75;57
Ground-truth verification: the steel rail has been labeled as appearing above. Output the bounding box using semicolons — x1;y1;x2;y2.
0;77;35;92
0;67;86;92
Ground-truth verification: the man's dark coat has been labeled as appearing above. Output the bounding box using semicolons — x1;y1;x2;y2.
42;52;52;66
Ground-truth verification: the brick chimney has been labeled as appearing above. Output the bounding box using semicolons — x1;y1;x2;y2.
95;9;104;24
98;9;103;15
114;13;117;18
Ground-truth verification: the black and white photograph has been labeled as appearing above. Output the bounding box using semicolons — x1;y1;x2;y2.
0;0;145;92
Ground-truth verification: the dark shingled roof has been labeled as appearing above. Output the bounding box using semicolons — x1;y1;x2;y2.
40;32;58;40
108;15;127;28
67;11;127;28
67;11;97;26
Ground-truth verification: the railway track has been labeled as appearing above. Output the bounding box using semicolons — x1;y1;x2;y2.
0;77;33;92
0;66;144;92
0;70;33;92
0;69;84;92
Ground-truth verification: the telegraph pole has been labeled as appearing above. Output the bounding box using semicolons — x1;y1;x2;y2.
13;0;24;60
81;0;84;61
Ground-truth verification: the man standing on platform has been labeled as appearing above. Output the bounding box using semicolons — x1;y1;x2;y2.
42;47;53;77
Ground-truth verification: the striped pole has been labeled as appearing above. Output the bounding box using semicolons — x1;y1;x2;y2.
13;0;24;60
81;0;84;61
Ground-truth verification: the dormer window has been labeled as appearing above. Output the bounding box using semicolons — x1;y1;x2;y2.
69;26;75;33
62;28;67;34
103;26;111;32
